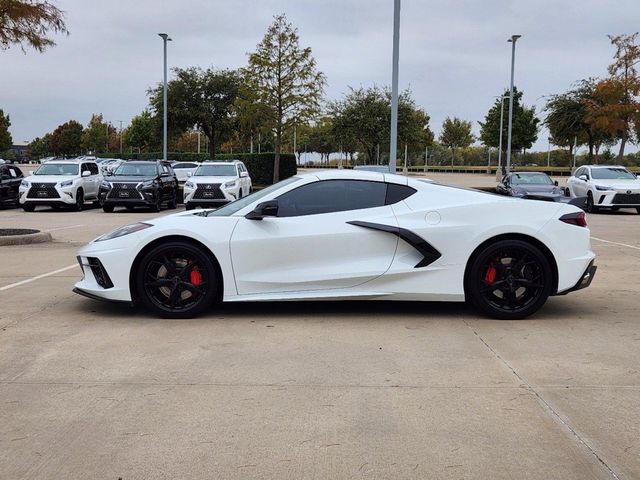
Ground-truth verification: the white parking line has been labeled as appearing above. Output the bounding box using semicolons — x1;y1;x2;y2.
591;236;640;251
0;264;77;292
46;224;84;232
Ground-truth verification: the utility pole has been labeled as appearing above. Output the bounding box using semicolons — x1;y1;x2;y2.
403;143;408;174
250;133;253;154
389;0;401;173
117;120;123;154
497;94;507;172
158;33;172;162
424;146;428;172
197;129;201;154
506;34;521;174
573;136;578;168
547;136;551;167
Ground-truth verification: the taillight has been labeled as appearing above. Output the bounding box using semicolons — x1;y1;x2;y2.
560;211;587;227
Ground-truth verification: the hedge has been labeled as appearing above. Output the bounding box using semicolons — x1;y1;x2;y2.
96;152;297;185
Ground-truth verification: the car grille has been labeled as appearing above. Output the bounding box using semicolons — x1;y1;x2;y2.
27;182;59;199
612;193;640;204
108;182;143;200
193;183;225;200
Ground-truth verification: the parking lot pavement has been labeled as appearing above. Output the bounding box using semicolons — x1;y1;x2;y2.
1;190;639;479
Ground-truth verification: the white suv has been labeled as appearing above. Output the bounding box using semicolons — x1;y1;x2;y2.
19;158;103;211
566;165;640;214
183;160;252;210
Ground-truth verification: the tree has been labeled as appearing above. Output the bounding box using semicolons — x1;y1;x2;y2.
329;86;432;164
50;120;82;156
27;133;51;158
439;117;474;165
479;88;540;154
0;109;12;152
245;14;326;182
124;110;157;152
149;67;242;157
307;117;336;164
586;33;640;160
0;0;67;52
80;114;109;153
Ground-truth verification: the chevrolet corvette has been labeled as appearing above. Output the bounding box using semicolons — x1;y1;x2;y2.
74;170;597;319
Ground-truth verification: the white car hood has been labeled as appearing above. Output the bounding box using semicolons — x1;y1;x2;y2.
591;179;640;190
190;175;237;184
25;175;77;184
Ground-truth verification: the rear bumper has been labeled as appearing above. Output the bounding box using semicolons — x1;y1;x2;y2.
556;261;597;295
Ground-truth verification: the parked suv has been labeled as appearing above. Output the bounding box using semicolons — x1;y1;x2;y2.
19;159;102;211
0;164;24;207
566;165;640;213
183;160;252;210
100;160;178;212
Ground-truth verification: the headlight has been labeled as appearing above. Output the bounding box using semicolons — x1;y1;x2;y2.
21;180;30;188
595;185;610;191
60;179;74;188
94;222;153;242
101;180;112;189
140;180;157;188
224;180;238;188
184;181;195;189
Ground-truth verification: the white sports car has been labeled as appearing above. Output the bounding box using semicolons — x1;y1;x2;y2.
74;170;597;320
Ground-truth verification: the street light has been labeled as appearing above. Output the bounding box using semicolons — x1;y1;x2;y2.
505;34;521;174
388;0;401;173
158;33;172;162
547;136;552;167
495;94;508;177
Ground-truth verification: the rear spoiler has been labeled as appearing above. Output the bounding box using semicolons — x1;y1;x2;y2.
521;194;586;209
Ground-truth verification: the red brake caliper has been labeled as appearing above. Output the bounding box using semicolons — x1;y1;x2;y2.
190;266;202;286
485;265;497;285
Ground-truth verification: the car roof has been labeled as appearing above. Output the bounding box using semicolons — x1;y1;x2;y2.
200;161;242;166
583;165;627;169
300;168;409;185
41;159;90;164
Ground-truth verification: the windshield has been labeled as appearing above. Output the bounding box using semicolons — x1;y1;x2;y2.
590;168;636;180
114;163;158;176
34;163;78;176
206;176;301;217
354;165;390;173
195;164;237;176
511;173;553;185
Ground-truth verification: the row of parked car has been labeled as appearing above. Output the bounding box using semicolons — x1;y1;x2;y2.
0;158;253;212
495;165;640;214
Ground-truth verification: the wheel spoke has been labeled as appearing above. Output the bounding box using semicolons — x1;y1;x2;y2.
147;278;173;288
167;285;181;308
481;280;506;293
161;255;177;276
182;282;203;296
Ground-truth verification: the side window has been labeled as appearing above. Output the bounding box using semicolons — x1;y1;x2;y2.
88;163;99;175
574;168;582;177
9;166;22;178
0;167;8;179
276;180;387;217
385;184;416;205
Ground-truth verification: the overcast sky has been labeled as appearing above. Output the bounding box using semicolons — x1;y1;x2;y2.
1;0;639;152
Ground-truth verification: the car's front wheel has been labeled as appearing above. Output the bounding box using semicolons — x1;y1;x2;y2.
74;188;84;211
135;241;219;318
586;192;599;213
22;204;35;212
102;204;115;213
465;239;553;320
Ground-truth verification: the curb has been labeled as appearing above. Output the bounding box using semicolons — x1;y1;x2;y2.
0;231;53;246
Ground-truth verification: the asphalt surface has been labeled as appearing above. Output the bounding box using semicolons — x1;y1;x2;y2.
0;172;639;480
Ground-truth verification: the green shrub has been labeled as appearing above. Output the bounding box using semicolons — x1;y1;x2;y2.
97;152;296;185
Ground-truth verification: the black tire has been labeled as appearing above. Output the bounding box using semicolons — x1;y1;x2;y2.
74;189;84;211
102;204;115;213
51;204;61;211
465;239;553;320
151;193;162;212
586;192;599;213
22;204;35;212
168;193;177;209
185;203;194;211
135;241;219;318
126;206;135;211
636;207;640;214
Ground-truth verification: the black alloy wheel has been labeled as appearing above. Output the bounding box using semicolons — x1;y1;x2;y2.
135;242;218;318
466;239;553;320
152;191;162;212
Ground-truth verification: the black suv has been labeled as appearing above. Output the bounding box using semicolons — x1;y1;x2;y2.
0;164;24;207
99;161;178;212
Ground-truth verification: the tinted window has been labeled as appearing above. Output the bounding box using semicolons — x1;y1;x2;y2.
88;163;99;175
114;163;158;176
0;167;8;179
385;184;416;204
172;163;198;169
10;166;23;178
276;180;387;217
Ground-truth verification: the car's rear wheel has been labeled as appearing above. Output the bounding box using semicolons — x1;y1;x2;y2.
465;239;553;320
586;192;599;213
135;242;219;318
102;204;114;213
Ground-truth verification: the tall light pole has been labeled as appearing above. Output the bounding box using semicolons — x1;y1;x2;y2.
389;0;401;173
158;33;172;162
496;94;507;173
547;136;552;167
117;120;123;154
505;34;521;174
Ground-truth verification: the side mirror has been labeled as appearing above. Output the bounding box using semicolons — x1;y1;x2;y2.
554;180;559;186
240;171;248;178
579;174;588;182
82;170;91;177
245;199;278;220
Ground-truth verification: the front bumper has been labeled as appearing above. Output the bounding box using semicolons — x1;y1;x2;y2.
183;185;237;206
19;184;78;205
556;261;597;295
99;185;159;207
593;190;640;207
